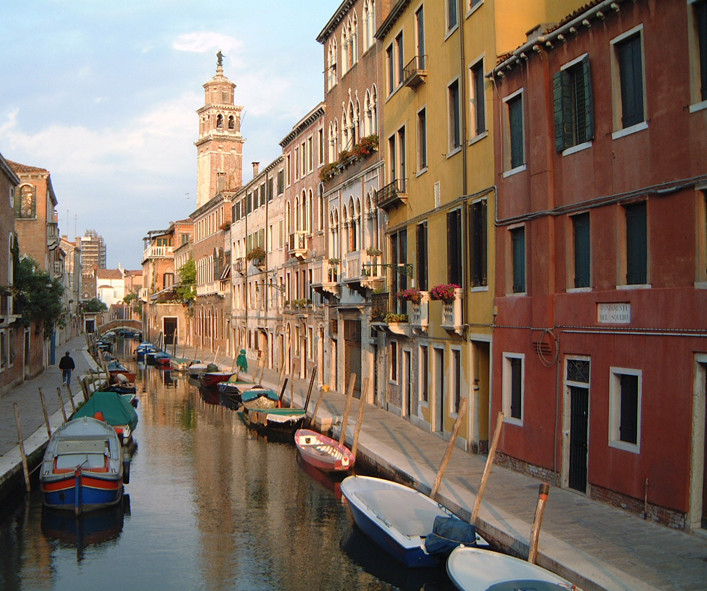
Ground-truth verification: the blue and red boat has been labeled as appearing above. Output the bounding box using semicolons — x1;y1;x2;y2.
39;416;129;515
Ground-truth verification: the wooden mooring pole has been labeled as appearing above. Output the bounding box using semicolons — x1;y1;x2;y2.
57;389;68;423
528;483;551;564
13;403;31;492
302;367;318;414
62;385;77;413
431;397;467;500
338;373;357;445
351;378;371;457
309;386;327;429
38;388;52;439
471;411;505;523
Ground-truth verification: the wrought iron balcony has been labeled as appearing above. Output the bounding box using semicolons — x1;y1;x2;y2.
376;178;407;211
403;55;427;88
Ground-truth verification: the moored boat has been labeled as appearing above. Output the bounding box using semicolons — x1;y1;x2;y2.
239;385;279;409
294;429;355;473
446;545;578;591
39;416;128;515
341;475;488;568
240;406;306;439
72;391;139;443
201;368;233;388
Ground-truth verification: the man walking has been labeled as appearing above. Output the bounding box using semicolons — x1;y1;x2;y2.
59;351;75;386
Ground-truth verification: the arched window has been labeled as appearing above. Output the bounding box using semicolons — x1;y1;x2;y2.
351;13;358;65
17;185;35;218
370;85;378;135
318;184;325;232
328;120;339;161
363;0;375;50
341;29;349;75
216;114;223;128
228;115;235;130
327;40;338;90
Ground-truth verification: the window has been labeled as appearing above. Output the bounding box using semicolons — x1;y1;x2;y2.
318;129;324;166
447;0;458;32
469;199;487;287
690;0;707;106
417;107;428;170
611;28;646;133
388;126;406;185
363;0;375;50
511;226;526;293
396;32;404;89
420;345;429;403
16;185;35;218
415;6;425;66
572;213;591;288
416;221;428;291
327;41;338;91
447;209;462;286
452;348;462;414
469;59;486;137
390;340;399;382
624;201;647;285
277;170;284;195
390;229;408;310
386;33;404;95
505;91;525;170
503;353;524;423
609;368;642;451
448;79;461;152
554;55;594;152
386;45;395;95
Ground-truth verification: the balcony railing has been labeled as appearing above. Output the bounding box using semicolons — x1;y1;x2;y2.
403;55;427;88
288;230;308;260
196;281;224;297
142;245;174;262
376;178;407;211
234;257;245;275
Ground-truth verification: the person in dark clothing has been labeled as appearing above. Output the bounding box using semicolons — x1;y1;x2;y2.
59;351;75;385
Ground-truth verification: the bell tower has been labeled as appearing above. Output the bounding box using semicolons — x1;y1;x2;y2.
195;53;245;208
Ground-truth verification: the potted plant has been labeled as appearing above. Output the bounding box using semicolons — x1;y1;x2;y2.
397;288;422;303
220;221;231;231
430;283;460;301
384;312;408;323
246;246;266;262
366;246;382;257
353;134;379;158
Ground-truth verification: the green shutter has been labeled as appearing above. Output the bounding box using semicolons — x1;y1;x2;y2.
581;57;595;143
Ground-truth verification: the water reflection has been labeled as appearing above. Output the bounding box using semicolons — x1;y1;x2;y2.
0;337;454;590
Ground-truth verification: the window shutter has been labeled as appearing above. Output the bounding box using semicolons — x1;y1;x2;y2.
553;71;566;152
581;57;595;143
625;202;647;284
573;213;590;288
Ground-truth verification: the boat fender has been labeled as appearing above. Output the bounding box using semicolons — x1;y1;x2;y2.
123;460;131;484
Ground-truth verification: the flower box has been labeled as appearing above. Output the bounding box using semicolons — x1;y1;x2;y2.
430;283;460;301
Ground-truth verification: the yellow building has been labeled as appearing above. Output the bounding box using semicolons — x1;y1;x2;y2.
375;0;585;450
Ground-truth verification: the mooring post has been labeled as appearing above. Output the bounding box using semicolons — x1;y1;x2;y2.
13;403;31;492
63;384;76;413
431;397;467;500
528;483;550;564
310;386;327;429
57;389;67;423
303;367;318;415
339;373;357;445
38;387;52;439
472;411;505;523
351;378;371;457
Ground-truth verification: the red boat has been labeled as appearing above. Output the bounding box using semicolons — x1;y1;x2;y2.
294;429;355;473
200;370;233;389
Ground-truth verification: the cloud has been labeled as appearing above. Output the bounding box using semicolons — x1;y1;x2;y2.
172;32;242;58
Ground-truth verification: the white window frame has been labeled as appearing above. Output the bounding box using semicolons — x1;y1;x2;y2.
608;366;642;453
502;352;524;426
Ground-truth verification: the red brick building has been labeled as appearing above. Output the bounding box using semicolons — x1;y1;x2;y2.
490;0;707;530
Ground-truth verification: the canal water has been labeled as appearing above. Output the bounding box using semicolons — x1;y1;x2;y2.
0;341;455;591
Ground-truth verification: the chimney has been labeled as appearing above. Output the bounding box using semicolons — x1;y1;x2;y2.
252;162;260;177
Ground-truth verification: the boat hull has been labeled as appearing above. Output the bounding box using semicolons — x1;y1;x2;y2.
295;429;355;473
241;407;306;439
39;417;126;514
446;546;576;591
341;475;459;568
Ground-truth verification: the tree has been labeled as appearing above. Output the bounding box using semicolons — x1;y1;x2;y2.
123;291;142;316
82;297;108;313
13;252;65;337
174;259;196;307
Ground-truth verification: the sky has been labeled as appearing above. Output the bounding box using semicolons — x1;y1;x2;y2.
1;0;338;270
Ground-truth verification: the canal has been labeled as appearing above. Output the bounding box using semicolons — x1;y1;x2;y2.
0;344;454;591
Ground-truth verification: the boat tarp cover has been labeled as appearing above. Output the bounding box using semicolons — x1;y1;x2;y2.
424;516;477;556
73;392;138;431
241;388;278;403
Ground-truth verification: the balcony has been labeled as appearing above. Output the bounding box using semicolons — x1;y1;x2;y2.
234;257;245;275
376;178;407;211
311;258;340;297
440;288;464;335
142;245;174;263
403;55;427;88
288;230;308;260
196;281;225;297
408;291;429;332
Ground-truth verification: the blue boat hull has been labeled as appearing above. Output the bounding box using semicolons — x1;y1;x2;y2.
41;472;123;513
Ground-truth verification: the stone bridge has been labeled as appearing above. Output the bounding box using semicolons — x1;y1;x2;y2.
97;319;142;336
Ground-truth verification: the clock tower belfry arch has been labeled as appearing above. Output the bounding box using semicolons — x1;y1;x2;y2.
195;54;245;208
